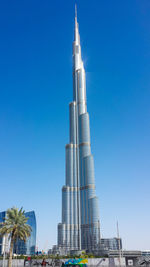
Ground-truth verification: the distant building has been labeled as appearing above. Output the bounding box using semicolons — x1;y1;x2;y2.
13;211;36;255
48;245;59;255
0;211;5;254
100;238;122;251
0;210;36;255
47;249;52;255
142;251;150;256
0;211;9;255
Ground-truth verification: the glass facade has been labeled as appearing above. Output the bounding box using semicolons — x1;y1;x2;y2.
0;210;36;255
58;11;100;253
14;211;36;255
100;238;122;250
0;211;6;255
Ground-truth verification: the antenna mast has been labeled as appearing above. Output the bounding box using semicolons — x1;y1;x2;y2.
117;221;122;266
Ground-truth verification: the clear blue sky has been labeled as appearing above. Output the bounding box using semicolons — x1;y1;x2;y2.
0;0;150;251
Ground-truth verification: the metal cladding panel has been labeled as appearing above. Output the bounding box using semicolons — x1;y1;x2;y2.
65;146;73;187
79;145;91;180
70;229;74;248
81;224;91;250
77;68;87;115
74;229;79;249
69;102;76;144
81;187;95;227
73;148;77;187
84;189;88;224
83;155;95;185
78;103;85;115
65;145;78;187
79;145;91;187
62;187;70;224
70;191;73;225
79;112;90;144
66;225;70;248
80;143;91;159
58;223;66;246
73;49;81;71
87;189;95;229
87;188;95;199
89;196;100;224
90;225;100;250
73;191;78;225
77;69;86;103
80;189;85;225
73;70;78;102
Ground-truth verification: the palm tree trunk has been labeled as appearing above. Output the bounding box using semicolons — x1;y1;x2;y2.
8;238;13;267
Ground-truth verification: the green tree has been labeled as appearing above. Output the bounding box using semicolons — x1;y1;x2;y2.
0;207;31;267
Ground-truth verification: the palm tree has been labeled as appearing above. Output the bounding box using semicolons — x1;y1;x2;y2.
0;207;32;267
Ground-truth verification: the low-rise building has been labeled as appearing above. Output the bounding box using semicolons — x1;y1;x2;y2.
100;238;122;250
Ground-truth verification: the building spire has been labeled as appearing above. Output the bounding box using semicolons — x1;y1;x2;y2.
74;4;80;44
75;4;77;20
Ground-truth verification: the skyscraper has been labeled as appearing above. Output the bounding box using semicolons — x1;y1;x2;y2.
58;8;100;253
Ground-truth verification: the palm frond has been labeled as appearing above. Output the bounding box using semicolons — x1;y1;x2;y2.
0;207;32;243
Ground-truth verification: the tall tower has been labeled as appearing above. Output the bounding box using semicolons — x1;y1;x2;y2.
58;7;100;253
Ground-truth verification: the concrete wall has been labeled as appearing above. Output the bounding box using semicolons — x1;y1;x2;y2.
0;259;24;267
0;257;126;267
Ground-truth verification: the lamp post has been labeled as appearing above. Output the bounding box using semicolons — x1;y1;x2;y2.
117;221;122;267
2;245;6;267
1;235;7;267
